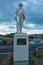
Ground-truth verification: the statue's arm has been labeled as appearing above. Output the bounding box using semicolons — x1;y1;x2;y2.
14;8;18;20
23;9;26;19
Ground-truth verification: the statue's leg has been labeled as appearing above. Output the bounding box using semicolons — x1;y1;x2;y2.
19;18;21;33
20;18;21;33
18;16;21;33
16;21;18;33
20;20;22;33
16;16;20;33
18;22;20;33
17;16;21;33
20;18;24;33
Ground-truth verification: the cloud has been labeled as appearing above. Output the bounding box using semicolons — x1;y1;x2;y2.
22;28;43;34
0;24;8;31
23;22;43;30
0;22;16;35
24;23;35;28
0;0;43;34
27;30;43;34
0;22;43;35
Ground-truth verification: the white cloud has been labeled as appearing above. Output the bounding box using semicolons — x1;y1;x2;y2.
22;28;43;34
0;22;16;35
27;30;43;34
23;22;43;29
0;21;43;35
7;21;16;29
0;24;43;35
24;23;36;28
27;23;35;28
0;31;11;35
0;28;16;35
0;24;9;31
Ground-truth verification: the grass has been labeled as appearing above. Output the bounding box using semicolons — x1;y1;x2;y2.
34;50;43;58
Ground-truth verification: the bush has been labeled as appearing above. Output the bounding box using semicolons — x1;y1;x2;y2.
9;57;14;65
29;56;35;65
34;50;43;58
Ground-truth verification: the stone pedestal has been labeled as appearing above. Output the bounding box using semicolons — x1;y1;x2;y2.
14;33;29;65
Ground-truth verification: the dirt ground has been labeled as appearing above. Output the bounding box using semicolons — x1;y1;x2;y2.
0;52;13;65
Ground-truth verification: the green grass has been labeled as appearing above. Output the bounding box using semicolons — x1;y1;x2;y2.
34;50;43;58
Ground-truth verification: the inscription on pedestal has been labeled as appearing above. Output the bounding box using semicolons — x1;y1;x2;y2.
17;39;26;45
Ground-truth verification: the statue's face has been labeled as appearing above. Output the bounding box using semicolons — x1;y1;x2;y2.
19;6;22;9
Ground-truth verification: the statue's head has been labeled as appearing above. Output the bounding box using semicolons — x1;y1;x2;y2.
18;3;23;8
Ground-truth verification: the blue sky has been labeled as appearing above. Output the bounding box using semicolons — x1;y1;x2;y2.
0;0;43;35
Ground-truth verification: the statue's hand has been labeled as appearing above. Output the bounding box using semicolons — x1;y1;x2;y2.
23;14;25;19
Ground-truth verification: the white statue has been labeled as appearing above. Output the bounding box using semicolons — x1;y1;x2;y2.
15;3;25;33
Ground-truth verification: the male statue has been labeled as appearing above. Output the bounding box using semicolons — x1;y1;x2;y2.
15;3;25;33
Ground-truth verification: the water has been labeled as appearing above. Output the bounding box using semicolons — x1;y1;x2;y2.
0;43;43;52
29;43;43;51
0;45;13;53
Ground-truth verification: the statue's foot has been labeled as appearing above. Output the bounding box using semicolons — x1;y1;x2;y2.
16;32;18;33
16;32;20;33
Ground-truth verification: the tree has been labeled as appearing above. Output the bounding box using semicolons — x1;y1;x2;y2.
9;57;14;65
41;34;43;40
4;33;15;38
2;39;7;45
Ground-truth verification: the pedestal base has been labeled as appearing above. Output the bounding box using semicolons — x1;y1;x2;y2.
14;61;29;65
14;33;29;63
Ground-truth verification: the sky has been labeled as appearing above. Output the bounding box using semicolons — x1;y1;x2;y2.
0;0;43;35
